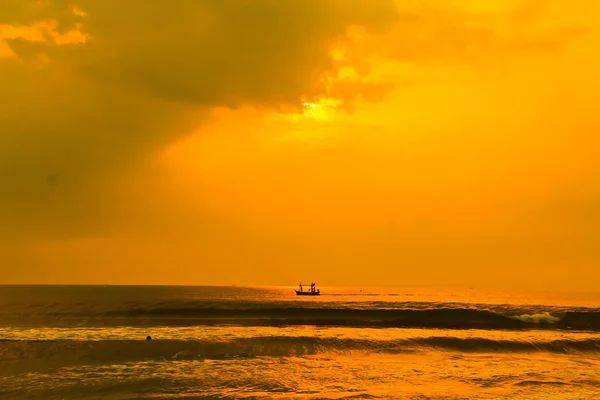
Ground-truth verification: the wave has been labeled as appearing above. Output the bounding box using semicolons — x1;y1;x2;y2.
3;295;600;331
511;312;562;324
1;336;599;367
14;307;598;331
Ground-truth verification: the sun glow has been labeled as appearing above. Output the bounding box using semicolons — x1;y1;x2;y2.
297;98;340;121
302;101;318;117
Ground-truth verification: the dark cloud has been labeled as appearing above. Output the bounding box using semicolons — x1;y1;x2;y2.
0;0;399;238
73;0;399;107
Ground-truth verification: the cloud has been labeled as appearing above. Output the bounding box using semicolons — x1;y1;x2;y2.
2;0;588;241
0;0;399;239
340;0;592;67
15;0;400;107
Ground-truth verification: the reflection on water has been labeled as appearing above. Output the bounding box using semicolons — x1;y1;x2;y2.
1;348;599;399
2;285;600;309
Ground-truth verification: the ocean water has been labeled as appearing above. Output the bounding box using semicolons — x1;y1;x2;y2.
1;286;599;399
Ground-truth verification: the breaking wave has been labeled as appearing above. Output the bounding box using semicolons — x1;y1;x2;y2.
8;307;600;331
512;312;562;324
1;336;599;367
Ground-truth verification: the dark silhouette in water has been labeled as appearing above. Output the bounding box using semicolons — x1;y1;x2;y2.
295;282;320;296
146;335;152;340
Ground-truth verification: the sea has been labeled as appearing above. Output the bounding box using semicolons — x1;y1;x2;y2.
0;285;599;400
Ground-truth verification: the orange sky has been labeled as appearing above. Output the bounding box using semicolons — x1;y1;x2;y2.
1;0;599;290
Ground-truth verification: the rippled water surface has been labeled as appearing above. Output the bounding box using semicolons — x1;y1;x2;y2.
1;285;599;399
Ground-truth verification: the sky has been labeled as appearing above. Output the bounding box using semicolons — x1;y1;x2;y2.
1;0;599;290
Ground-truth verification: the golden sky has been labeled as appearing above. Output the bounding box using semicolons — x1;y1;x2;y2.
1;0;599;290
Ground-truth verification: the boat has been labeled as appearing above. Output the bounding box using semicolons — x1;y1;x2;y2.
295;282;320;296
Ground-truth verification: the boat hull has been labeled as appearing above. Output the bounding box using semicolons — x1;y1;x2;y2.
295;290;320;296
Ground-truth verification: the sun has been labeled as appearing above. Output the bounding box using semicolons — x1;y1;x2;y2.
281;98;341;125
299;98;340;121
303;102;318;116
301;101;319;119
